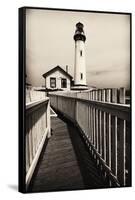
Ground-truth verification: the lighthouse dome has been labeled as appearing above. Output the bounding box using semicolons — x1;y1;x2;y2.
74;22;86;42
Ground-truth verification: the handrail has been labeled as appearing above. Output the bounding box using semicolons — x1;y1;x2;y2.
26;98;49;117
49;94;130;121
26;98;49;110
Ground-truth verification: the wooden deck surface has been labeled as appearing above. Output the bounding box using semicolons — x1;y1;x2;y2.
28;116;107;192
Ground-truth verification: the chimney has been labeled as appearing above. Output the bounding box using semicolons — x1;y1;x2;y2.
66;65;68;73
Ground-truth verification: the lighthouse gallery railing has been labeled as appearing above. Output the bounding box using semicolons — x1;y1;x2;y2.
49;88;131;187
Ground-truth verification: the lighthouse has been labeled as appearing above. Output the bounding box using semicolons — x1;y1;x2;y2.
72;22;88;90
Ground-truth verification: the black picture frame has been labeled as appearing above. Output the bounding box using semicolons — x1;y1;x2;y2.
19;6;132;193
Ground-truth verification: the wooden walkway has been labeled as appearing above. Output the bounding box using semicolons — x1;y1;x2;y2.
28;116;107;192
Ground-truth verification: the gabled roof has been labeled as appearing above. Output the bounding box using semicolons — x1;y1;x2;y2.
42;65;73;79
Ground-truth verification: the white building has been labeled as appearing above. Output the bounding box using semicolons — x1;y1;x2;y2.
42;65;73;91
72;22;88;90
42;22;88;92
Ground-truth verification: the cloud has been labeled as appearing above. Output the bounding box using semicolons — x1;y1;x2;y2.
89;69;112;76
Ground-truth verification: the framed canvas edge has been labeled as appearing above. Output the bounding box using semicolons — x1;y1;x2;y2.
18;6;132;193
19;7;26;193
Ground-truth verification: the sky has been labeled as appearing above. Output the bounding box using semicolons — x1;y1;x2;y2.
26;8;130;89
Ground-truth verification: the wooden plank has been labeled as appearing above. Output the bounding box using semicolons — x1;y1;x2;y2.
102;89;106;162
111;116;118;176
31;114;35;159
106;89;111;168
26;89;30;103
47;100;51;138
85;101;89;136
117;88;126;186
92;90;96;147
118;119;126;186
89;91;93;142
98;89;102;155
87;92;90;141
111;88;118;176
26;133;29;173
95;90;98;151
34;112;38;153
119;88;126;104
28;116;33;165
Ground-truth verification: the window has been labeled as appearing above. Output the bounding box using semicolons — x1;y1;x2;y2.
50;77;56;88
80;73;83;80
80;50;82;56
61;78;67;88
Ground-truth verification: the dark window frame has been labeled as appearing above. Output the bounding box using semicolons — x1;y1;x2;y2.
80;73;83;80
50;77;56;88
80;50;82;56
61;78;67;88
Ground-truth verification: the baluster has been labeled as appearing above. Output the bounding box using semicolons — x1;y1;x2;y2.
90;91;94;156
26;118;30;173
95;90;98;152
93;90;96;148
37;109;40;147
34;111;38;152
86;99;89;136
90;91;93;143
30;113;34;160
119;87;126;104
98;89;102;156
118;88;126;186
87;92;90;141
106;89;112;169
111;88;118;178
101;89;106;162
35;111;38;153
28;115;33;165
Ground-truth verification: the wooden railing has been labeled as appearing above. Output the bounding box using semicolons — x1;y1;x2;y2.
49;88;131;187
26;97;51;189
26;88;46;103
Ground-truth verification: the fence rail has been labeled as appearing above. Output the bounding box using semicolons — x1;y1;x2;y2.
49;88;131;187
26;97;51;189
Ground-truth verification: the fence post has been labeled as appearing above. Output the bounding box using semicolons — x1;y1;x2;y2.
92;90;96;148
106;89;112;169
87;91;91;142
47;100;51;138
119;87;126;104
95;90;99;152
102;89;106;162
98;89;102;156
111;88;118;177
118;88;126;186
89;91;93;143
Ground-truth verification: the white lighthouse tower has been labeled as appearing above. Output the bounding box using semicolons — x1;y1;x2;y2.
72;22;88;90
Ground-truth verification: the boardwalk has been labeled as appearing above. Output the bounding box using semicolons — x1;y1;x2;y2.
28;116;107;192
25;89;131;192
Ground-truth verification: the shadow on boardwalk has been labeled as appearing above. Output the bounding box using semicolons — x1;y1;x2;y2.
28;115;107;193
